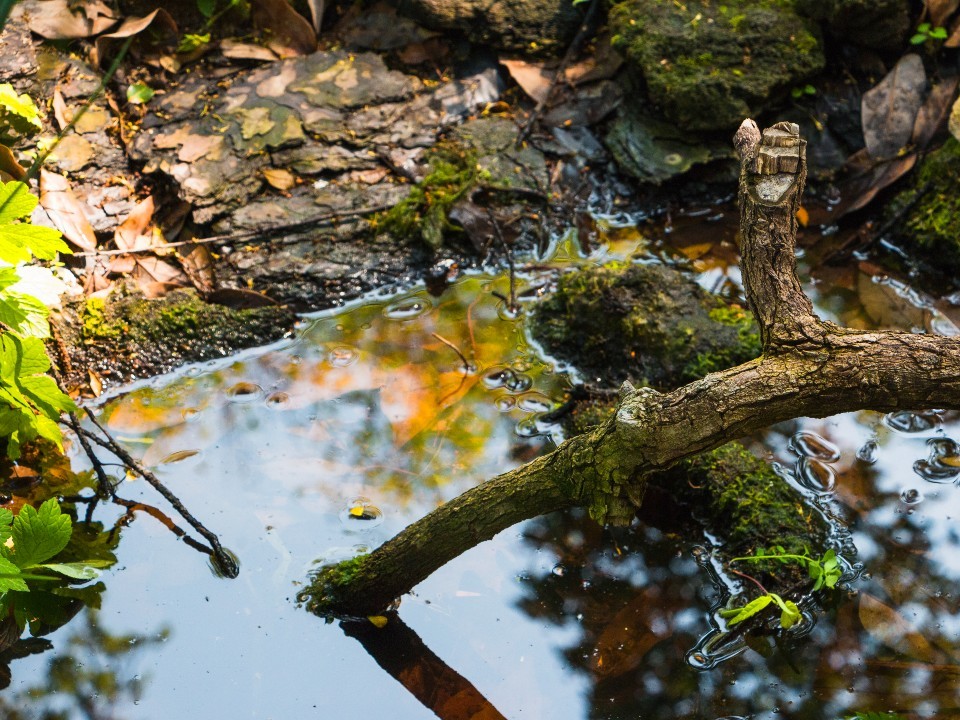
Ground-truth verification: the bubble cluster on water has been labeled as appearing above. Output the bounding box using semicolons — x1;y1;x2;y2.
225;381;263;402
913;437;960;484
482;366;533;393
788;430;840;495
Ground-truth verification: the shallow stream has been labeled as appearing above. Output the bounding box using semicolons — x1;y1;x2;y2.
7;214;960;719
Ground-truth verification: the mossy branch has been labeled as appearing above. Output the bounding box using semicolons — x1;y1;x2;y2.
302;120;960;618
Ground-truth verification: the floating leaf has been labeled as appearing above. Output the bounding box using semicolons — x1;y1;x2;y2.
367;615;388;628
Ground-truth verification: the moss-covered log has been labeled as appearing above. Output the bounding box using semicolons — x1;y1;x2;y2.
301;120;960;617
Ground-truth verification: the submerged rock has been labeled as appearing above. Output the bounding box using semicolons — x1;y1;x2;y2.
609;0;824;131
396;0;582;55
887;138;960;278
530;262;761;389
53;284;296;390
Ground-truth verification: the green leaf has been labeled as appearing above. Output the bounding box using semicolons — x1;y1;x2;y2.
11;499;72;569
931;26;949;39
0;221;68;263
178;33;211;53
0;84;42;144
0;555;28;592
910;33;928;44
779;599;801;629
197;0;217;18
0;288;50;337
917;23;931;32
0;180;38;224
719;594;773;626
126;82;155;105
38;562;107;580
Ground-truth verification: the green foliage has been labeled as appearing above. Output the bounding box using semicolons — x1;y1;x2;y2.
910;22;948;45
0;499;114;632
126;82;156;105
178;33;211;53
0;83;42;145
791;83;816;99
0;181;69;264
845;713;908;720
731;546;842;591
719;591;801;629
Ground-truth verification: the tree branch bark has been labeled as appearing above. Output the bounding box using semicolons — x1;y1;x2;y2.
301;121;960;618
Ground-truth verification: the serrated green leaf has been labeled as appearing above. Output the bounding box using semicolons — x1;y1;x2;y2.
721;594;773;626
0;288;49;337
0;555;28;592
11;499;72;569
0;508;11;544
21;374;76;416
0;221;69;263
0;266;18;290
0;85;42;144
0;181;37;224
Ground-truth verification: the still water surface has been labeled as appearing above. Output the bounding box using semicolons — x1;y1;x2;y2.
6;221;960;719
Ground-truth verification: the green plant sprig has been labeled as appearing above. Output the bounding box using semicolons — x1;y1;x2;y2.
910;22;948;45
719;590;802;629
730;545;842;592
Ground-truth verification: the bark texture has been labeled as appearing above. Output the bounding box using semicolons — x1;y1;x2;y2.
301;120;960;617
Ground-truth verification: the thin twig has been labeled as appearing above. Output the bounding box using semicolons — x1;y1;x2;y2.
431;332;469;375
111;495;220;558
487;209;518;313
81;408;239;578
516;0;601;146
71;204;395;257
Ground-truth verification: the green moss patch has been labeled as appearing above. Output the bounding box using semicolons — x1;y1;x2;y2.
609;0;824;131
530;262;761;390
887;138;960;276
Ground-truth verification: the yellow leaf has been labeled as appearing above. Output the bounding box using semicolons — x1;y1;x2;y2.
367;615;388;628
939;455;960;467
796;206;809;227
349;505;365;517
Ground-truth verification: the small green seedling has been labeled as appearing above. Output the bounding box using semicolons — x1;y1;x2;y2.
731;546;842;592
791;84;816;100
719;592;802;629
910;23;948;45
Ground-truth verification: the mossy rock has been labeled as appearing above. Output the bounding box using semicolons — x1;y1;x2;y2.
54;285;296;389
530;262;761;390
886;138;960;277
609;0;824;131
795;0;909;50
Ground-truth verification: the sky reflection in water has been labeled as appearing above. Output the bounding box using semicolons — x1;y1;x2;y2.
5;225;960;719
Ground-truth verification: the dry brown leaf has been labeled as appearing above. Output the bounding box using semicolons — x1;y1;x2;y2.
220;39;280;62
39;170;98;251
251;0;317;58
951;95;960;141
114;196;156;251
947;15;960;46
500;59;553;104
836;150;917;217
95;9;178;67
52;90;71;132
179;241;216;295
858;593;940;663
207;287;278;309
306;0;325;33
0;144;25;179
861;54;927;160
927;0;960;26
113;197;189;292
912;76;960;148
22;0;118;39
262;167;297;190
88;369;103;397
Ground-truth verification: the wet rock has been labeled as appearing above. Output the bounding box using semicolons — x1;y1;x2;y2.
609;0;824;131
886;137;960;278
530;262;761;389
604;104;731;184
796;0;910;50
396;0;582;55
52;283;296;390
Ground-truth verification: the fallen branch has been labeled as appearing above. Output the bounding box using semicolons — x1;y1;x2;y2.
302;120;960;617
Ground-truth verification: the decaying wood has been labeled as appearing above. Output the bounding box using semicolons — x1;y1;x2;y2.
301;120;960;617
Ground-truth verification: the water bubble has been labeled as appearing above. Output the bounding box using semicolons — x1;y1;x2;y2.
518;393;554;413
856;439;879;464
913;437;960;483
551;564;565;577
208;547;240;579
483;367;513;389
494;396;516;412
383;298;431;320
181;407;201;421
339;498;384;529
226;382;263;402
496;302;520;321
328;346;359;367
515;418;541;438
788;431;840;462
913;460;960;484
900;488;924;505
796;457;836;493
506;373;533;393
884;410;939;434
265;391;290;406
686;630;747;670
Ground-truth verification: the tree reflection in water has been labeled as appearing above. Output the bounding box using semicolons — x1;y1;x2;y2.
0;610;167;720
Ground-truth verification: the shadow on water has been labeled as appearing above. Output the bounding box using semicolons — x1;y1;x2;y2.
5;216;960;719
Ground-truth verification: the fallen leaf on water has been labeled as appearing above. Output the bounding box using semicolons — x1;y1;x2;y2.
88;369;103;397
159;449;200;464
39;170;98;251
938;454;960;467
861;54;927;160
349;505;365;517
858;592;940;663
